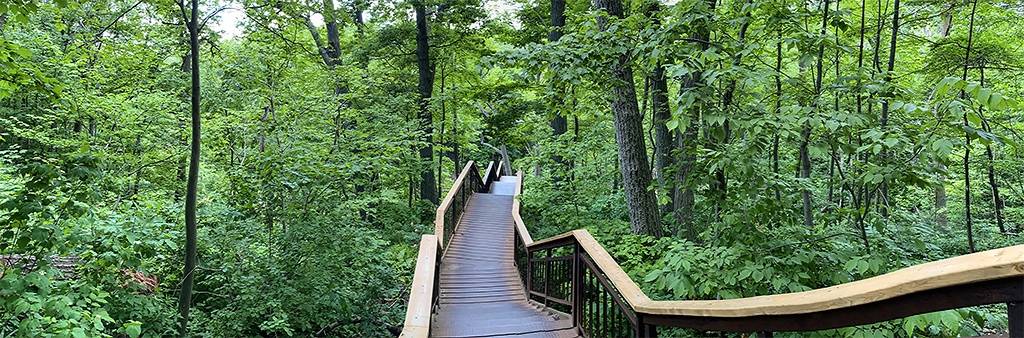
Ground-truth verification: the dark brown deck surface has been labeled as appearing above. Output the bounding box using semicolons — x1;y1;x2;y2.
432;176;579;338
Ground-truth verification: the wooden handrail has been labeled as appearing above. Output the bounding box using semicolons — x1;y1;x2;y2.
434;161;476;245
399;235;439;338
511;170;1024;335
511;170;533;246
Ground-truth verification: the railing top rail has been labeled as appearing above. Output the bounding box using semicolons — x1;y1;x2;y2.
636;244;1024;317
434;161;479;244
512;170;1024;320
511;171;533;245
399;235;439;338
481;161;495;186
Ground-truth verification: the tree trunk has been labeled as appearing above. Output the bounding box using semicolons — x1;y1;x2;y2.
962;0;978;253
773;26;783;202
802;0;831;231
878;0;900;218
416;4;437;204
549;0;568;182
178;0;200;335
934;2;952;229
593;0;662;238
647;3;673;220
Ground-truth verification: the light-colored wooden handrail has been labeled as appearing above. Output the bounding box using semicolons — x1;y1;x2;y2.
434;161;477;246
398;235;439;338
511;171;533;245
513;171;1024;320
481;161;495;187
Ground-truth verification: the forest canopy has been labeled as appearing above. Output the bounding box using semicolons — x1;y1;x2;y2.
0;0;1023;336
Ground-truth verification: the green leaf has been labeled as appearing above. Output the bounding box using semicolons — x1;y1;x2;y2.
889;101;904;111
990;93;1003;110
124;322;142;338
738;269;752;281
967;112;982;127
976;88;991;105
965;83;980;95
666;118;679;131
932;139;953;157
752;270;764;282
644;269;663;282
903;103;917;113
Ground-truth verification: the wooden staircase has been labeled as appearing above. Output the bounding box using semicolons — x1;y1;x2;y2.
400;162;1024;338
431;176;579;338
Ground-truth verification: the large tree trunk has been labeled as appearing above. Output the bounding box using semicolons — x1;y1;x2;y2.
416;4;437;204
593;0;662;238
178;0;200;335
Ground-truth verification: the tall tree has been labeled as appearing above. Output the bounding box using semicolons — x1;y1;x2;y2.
176;0;201;335
646;2;673;220
415;1;437;204
593;0;663;237
549;0;568;156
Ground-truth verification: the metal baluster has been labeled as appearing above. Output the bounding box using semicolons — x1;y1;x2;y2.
589;269;596;336
572;243;581;329
602;288;608;337
545;249;551;308
1010;301;1023;338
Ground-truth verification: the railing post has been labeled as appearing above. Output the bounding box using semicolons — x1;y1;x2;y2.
544;248;551;308
572;242;583;329
636;313;657;338
1010;301;1023;338
526;248;533;300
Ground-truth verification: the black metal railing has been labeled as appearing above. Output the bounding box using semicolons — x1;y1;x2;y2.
518;236;654;338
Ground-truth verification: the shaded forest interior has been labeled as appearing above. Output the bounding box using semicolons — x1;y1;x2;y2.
0;0;1023;336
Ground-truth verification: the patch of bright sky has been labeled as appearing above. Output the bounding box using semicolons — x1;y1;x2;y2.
210;0;518;41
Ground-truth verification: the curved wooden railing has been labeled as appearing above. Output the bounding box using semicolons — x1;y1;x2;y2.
400;161;503;338
511;171;1024;337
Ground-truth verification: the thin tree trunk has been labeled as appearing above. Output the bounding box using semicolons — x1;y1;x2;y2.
962;0;978;253
594;0;662;237
647;2;673;220
934;3;951;229
773;26;783;202
878;0;900;218
177;0;200;335
975;68;1005;234
802;0;831;230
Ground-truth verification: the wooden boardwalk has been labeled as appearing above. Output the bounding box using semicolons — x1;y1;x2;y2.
431;176;579;338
